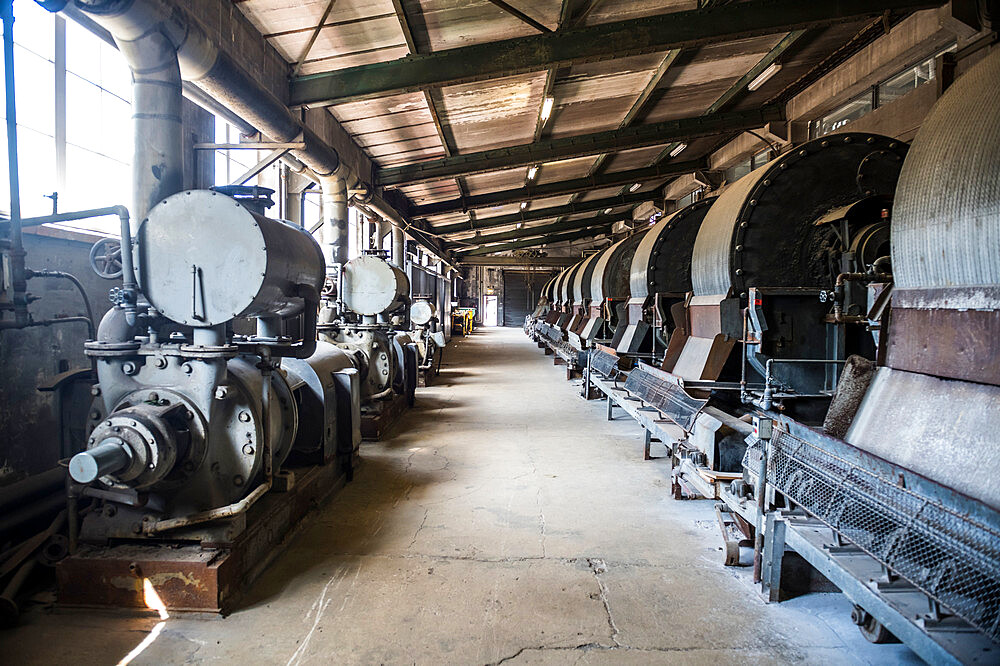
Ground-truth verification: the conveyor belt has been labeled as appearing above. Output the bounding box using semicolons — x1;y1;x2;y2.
746;424;1000;644
589;347;621;378
622;363;707;431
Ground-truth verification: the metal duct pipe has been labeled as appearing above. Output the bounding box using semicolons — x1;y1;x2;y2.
392;225;405;268
64;0;353;183
67;0;185;222
320;174;349;271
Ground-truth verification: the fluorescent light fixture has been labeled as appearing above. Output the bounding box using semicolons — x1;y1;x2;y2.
669;142;687;158
540;97;554;122
748;63;781;91
527;166;538;180
628;182;642;193
603;208;613;215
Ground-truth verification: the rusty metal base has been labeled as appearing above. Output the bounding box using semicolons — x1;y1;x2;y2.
56;456;357;613
361;390;408;440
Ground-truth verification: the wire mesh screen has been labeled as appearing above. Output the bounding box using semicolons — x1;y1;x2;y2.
623;366;707;431
753;429;1000;643
590;348;620;378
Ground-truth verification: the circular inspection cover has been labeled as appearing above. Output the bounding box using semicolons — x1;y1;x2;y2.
410;300;435;326
343;255;408;316
137;190;268;327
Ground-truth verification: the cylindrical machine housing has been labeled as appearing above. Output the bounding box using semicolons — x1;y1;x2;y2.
342;255;410;316
629;198;716;300
137;190;325;327
691;133;907;298
411;299;436;327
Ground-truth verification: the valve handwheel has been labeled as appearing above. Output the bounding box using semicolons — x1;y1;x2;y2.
90;237;124;279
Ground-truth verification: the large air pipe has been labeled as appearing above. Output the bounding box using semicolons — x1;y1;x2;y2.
55;0;357;266
391;225;406;268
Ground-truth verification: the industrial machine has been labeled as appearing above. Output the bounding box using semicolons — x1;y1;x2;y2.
733;50;1000;663
410;297;446;383
524;275;556;339
452;307;476;335
565;251;603;347
319;251;418;433
67;190;361;544
615;198;717;358
655;133;905;432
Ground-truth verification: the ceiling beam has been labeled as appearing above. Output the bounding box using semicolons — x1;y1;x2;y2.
456;255;578;267
450;213;630;248
289;0;940;107
457;225;614;256
378;105;782;187
483;0;552;33
412;159;705;218
650;28;808;167
434;190;652;236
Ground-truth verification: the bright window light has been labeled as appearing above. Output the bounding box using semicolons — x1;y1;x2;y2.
527;165;538;180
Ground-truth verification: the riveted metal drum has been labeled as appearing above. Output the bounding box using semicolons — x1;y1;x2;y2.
629;197;717;300
137;189;325;327
691;133;908;298
343;255;410;316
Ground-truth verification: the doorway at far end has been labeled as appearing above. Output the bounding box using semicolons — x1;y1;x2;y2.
484;295;498;326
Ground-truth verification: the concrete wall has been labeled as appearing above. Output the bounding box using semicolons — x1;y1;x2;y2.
0;232;113;479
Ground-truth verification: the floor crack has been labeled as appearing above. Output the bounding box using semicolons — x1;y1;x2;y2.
408;507;429;550
588;558;621;647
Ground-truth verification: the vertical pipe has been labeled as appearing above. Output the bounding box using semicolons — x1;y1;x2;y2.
2;0;27;327
320;174;349;271
391;225;405;268
116;28;184;223
54;15;66;196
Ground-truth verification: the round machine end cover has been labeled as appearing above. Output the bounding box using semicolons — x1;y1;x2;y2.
411;299;436;326
137;190;324;327
343;255;410;316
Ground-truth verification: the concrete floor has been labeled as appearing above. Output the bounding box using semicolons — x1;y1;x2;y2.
2;327;921;665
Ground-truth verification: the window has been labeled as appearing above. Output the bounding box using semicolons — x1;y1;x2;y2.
810;44;956;139
810;90;874;138
724;160;751;184
0;4;133;234
751;148;772;170
676;187;705;209
0;3;56;220
878;54;937;106
302;188;321;230
62;18;132;231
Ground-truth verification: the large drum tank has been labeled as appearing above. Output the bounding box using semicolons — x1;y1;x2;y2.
320;254;411;402
136;190;324;327
668;133;907;410
846;48;1000;511
617;197;717;354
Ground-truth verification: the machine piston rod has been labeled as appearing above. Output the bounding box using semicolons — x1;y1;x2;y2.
67;439;132;484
